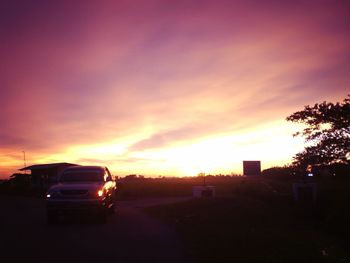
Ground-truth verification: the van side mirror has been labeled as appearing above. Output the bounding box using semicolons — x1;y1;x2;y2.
106;176;112;182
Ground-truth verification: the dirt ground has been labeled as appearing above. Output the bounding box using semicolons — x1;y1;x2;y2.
0;195;192;263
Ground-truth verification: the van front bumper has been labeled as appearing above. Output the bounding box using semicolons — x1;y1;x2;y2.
46;199;106;215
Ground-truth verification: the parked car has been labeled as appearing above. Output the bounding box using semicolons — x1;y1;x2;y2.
46;166;116;224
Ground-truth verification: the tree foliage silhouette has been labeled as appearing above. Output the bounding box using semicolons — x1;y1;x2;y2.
286;95;350;168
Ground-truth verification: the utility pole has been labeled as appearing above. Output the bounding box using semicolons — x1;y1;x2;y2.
22;151;26;174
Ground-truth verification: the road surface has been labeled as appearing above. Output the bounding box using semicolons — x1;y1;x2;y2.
0;195;192;263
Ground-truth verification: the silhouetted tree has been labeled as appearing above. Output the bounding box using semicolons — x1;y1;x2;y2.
287;95;350;168
9;173;30;193
262;166;294;177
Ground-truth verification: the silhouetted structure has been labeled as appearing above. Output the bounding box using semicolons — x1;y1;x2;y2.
243;161;261;176
292;181;318;202
19;163;78;190
192;185;216;198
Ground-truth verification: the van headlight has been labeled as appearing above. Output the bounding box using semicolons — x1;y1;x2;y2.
88;189;104;198
46;191;59;199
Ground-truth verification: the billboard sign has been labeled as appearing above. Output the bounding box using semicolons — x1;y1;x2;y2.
243;161;261;176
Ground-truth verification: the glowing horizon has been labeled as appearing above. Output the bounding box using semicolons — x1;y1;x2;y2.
1;1;349;178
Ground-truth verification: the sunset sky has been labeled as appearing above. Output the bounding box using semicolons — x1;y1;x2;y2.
1;0;349;178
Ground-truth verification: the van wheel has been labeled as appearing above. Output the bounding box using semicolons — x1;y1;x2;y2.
109;203;115;214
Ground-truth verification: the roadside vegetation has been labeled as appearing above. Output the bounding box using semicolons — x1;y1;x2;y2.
116;175;241;199
144;175;350;263
286;95;349;168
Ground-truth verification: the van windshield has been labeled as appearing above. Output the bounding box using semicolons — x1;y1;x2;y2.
59;170;104;182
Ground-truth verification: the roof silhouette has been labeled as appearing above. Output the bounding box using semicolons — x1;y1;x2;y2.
19;162;78;171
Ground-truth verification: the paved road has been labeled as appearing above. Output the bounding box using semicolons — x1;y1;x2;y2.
0;195;192;263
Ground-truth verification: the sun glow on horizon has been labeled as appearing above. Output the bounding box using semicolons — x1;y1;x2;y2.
0;121;305;178
83;121;302;176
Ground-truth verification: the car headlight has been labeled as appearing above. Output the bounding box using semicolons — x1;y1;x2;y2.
88;189;104;198
46;191;59;199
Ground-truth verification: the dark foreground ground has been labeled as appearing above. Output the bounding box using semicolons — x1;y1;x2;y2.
1;176;350;263
0;195;192;263
145;177;350;263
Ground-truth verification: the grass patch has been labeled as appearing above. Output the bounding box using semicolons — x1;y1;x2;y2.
146;177;350;263
116;176;253;199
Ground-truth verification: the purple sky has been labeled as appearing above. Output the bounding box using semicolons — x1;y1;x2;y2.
1;0;349;177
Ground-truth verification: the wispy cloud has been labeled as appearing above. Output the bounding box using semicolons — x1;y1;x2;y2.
0;0;349;176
